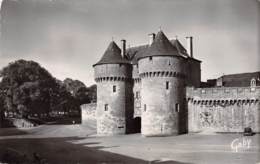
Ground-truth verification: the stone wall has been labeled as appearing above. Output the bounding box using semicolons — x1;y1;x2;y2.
138;56;186;136
186;86;260;133
94;64;132;79
11;118;35;128
132;64;142;118
94;63;132;136
185;59;201;88
81;103;97;123
133;80;141;118
132;64;139;79
96;80;127;135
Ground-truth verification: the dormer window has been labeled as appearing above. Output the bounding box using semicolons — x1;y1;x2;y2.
251;78;256;88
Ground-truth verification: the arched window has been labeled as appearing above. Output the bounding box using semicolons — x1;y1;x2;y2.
251;78;256;87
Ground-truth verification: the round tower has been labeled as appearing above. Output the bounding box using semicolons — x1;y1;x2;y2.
93;41;131;135
138;31;186;136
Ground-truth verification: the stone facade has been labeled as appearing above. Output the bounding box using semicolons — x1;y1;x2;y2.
186;86;260;133
94;64;132;135
81;103;96;122
139;56;186;136
92;30;260;136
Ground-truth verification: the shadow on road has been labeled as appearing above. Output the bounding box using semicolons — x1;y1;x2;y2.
0;128;28;136
0;137;192;164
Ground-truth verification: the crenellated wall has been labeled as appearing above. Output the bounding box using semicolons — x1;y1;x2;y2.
186;86;260;133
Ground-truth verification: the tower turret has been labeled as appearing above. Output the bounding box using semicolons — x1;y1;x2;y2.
93;41;132;135
138;30;187;136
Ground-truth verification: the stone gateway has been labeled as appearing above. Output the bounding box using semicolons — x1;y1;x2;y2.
92;30;260;136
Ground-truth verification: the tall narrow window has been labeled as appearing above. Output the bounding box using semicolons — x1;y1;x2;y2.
144;104;147;112
149;56;153;61
113;85;116;92
104;104;108;111
175;103;179;112
136;91;140;99
166;81;169;90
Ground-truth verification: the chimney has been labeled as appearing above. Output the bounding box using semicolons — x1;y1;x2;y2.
186;36;193;58
121;39;126;58
148;33;155;45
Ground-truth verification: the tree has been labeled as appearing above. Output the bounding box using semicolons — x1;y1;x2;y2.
0;60;55;117
74;86;90;105
0;59;80;118
87;84;97;103
63;78;95;105
0;82;5;127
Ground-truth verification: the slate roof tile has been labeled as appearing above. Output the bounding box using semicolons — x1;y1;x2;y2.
93;41;130;66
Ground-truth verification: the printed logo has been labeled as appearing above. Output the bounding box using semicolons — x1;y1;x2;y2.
230;137;252;152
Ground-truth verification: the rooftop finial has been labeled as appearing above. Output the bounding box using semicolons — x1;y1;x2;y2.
112;37;114;41
159;26;162;31
175;35;178;39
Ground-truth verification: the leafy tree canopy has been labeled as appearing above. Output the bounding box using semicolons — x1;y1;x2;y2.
0;60;80;118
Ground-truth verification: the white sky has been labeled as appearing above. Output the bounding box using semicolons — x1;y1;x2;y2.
0;0;259;86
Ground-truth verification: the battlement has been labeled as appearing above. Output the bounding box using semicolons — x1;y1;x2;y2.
186;86;260;102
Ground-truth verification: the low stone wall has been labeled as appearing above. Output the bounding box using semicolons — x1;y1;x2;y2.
11;118;36;128
81;103;97;123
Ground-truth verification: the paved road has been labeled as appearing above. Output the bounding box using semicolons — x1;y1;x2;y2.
0;121;259;164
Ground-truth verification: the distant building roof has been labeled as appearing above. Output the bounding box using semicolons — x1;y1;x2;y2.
206;72;260;87
218;72;260;87
93;41;130;66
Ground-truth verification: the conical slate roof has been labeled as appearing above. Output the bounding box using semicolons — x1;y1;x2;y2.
93;41;130;66
172;39;188;57
139;30;179;59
